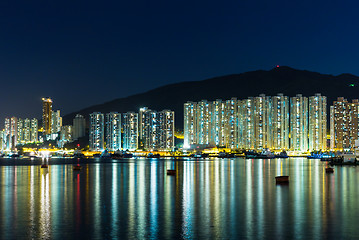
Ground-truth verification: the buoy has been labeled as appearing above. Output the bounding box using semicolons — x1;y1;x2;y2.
167;169;176;175
325;167;334;173
41;164;48;168
275;176;289;184
73;165;82;171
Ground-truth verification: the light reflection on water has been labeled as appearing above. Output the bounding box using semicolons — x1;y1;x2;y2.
0;158;359;239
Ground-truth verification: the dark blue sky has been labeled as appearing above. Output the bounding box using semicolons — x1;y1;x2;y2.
0;0;358;124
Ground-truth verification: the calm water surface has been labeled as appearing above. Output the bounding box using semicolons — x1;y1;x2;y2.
0;157;359;239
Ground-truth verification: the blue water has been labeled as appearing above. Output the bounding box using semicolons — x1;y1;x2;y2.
0;157;358;239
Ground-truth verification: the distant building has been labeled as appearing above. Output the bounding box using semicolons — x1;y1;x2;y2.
30;118;38;142
330;97;359;150
73;114;86;140
106;112;121;151
184;102;197;149
196;100;213;145
309;94;327;151
272;94;289;150
51;110;62;134
290;94;308;152
138;107;154;149
122;112;138;150
23;118;31;143
4;118;10;150
42;97;52;135
212;100;226;147
238;97;255;149
158;110;175;150
89;112;104;151
225;98;238;149
254;94;272;150
17;118;23;144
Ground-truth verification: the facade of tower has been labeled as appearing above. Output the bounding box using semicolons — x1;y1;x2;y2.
308;94;327;151
238;98;256;149
254;94;272;150
106;112;121;151
272;94;289;150
30;118;38;142
196;100;213;145
42;98;52;135
122;112;138;150
158;110;175;150
4;118;10;150
225;98;238;149
73;114;86;140
290;94;308;151
138;107;155;150
51;110;62;134
89;112;104;151
10;117;18;150
17;118;23;144
184;102;197;149
212;100;226;146
330;97;359;150
23;118;31;143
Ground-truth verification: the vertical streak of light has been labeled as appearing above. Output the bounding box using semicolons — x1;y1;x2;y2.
182;161;193;239
150;161;158;239
128;163;135;239
137;161;146;239
245;160;253;238
94;164;101;239
111;165;118;238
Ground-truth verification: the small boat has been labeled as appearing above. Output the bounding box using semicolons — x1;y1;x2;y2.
245;149;275;159
325;167;334;173
275;176;289;184
276;150;288;158
190;153;209;158
41;164;48;168
167;169;176;175
122;153;133;158
73;165;82;171
147;153;161;158
218;152;235;158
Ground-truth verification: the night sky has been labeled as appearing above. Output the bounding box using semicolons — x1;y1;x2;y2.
0;0;358;125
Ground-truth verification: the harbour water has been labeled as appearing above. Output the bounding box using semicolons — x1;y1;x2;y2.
0;157;359;239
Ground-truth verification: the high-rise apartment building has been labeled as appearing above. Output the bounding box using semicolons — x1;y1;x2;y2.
138;107;155;150
290;94;308;151
122;112;138;150
184;102;197;149
330;97;359;150
106;112;121;151
51;110;62;134
23;118;31;143
309;94;327;151
254;94;272;150
272;94;289;150
42;98;52;135
17;118;23;144
10;117;18;150
30;118;38;142
196;100;212;145
212;100;226;147
158;110;175;150
73;114;86;140
225;98;238;149
238;98;256;149
89;112;104;151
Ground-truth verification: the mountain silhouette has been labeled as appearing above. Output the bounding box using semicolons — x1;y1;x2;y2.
62;66;359;130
